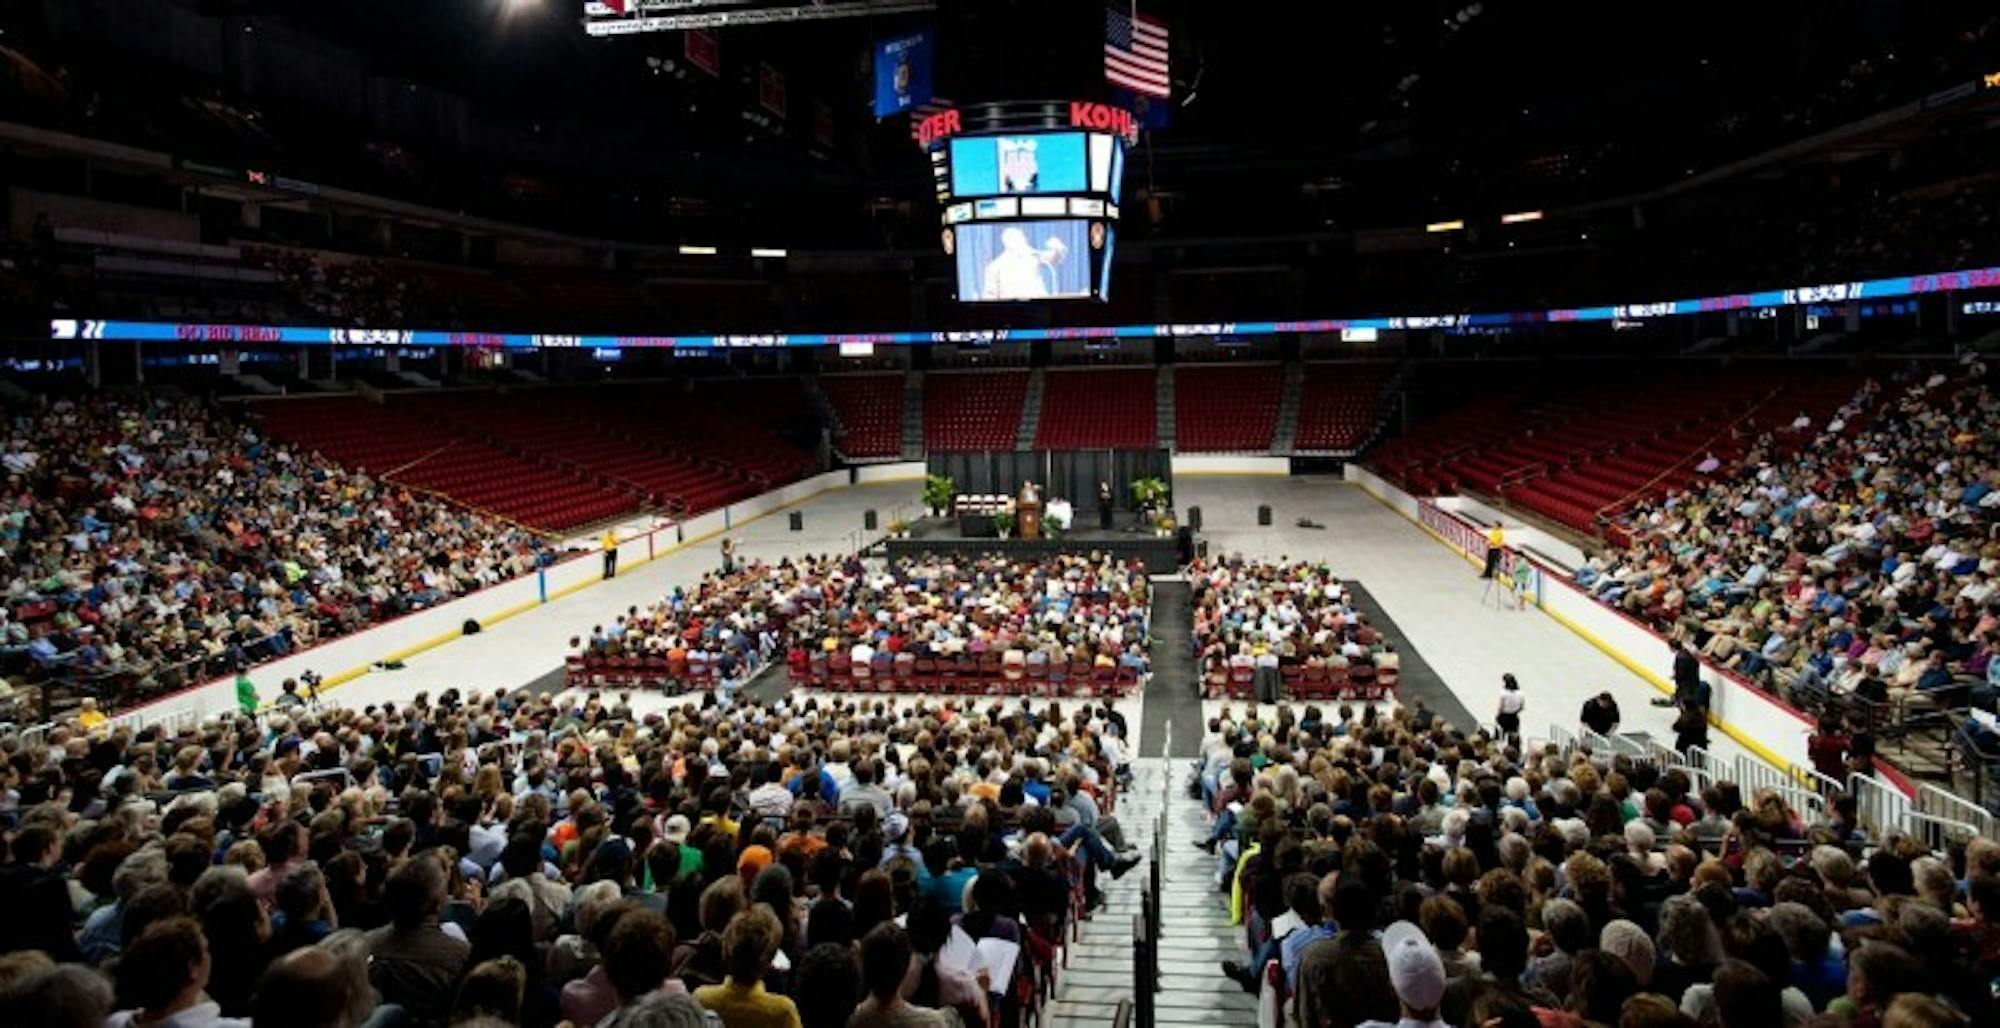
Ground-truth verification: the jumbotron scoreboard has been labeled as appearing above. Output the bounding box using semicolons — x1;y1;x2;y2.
917;100;1137;303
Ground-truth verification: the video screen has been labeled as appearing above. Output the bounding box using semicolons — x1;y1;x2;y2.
949;133;1089;197
1098;225;1116;300
954;220;1094;302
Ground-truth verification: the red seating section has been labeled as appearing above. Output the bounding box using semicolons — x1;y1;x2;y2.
787;653;1141;699
925;371;1029;451
258;385;815;534
1294;362;1395;452
1204;662;1400;703
1371;368;1863;538
258;396;638;532
1175;364;1281;452
819;373;905;458
1036;368;1157;450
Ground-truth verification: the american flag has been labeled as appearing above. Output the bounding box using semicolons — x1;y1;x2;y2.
907;97;953;143
1105;5;1169;99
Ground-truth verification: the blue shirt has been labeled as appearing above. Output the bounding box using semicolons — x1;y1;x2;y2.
79;902;124;964
1281;924;1335;989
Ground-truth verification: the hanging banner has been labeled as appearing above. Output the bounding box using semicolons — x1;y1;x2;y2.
872;27;934;118
684;29;720;76
758;62;788;118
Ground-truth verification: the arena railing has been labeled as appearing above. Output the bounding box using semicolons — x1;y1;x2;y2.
1914;781;1994;840
1732;754;1829;823
1548;721;1996;851
1847;772;1912;840
1904;810;1985;851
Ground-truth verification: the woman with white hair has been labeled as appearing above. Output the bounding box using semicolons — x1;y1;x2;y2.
318;928;400;1028
1503;776;1540;820
1653;893;1722;1002
1438;807;1470;849
1623;820;1667;873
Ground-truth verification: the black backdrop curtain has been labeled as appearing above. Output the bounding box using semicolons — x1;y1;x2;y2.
926;450;1171;510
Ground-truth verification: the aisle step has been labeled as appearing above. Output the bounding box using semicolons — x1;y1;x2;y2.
1046;758;1256;1027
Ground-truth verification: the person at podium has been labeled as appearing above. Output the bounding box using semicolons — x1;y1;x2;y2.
1098;480;1113;530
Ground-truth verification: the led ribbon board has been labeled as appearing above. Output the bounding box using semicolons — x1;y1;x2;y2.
50;265;2000;349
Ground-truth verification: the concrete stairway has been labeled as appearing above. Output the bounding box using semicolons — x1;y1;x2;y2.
1271;361;1304;454
901;371;925;460
1048;758;1257;1028
1016;367;1047;449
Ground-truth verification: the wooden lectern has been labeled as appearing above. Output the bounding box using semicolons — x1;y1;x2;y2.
1018;482;1042;540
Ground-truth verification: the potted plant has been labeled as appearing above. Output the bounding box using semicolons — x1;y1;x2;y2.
1153;510;1176;538
922;474;955;517
991;510;1016;540
1129;476;1170;514
886;519;911;539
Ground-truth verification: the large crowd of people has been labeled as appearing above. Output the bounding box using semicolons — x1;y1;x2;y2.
784;553;1152;687
2;396;554;710
1197;701;1997;1028
0;686;1142;1028
1583;359;2000;725
1191;557;1400;701
573;552;1153;697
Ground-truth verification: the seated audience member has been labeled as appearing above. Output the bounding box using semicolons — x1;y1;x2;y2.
693;907;802;1028
363;857;469;1026
106;916;247;1028
851;923;959;1028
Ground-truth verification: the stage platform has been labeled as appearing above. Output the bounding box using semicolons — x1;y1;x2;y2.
879;517;1190;574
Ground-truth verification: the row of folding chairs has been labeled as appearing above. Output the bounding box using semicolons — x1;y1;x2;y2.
790;654;1143;698
563;655;721;693
1204;662;1400;702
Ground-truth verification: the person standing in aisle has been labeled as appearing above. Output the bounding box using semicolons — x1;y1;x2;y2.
1673;698;1711;755
235;668;259;717
720;537;736;574
601;530;618;579
1580;691;1622;737
1495;674;1525;741
1481;523;1505;579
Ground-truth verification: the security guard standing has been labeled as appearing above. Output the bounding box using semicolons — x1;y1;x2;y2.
1481;523;1506;579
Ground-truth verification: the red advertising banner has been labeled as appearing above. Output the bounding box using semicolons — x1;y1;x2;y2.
758;62;787;118
684;29;721;76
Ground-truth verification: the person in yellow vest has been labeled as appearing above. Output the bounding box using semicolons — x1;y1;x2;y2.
601;530;618;579
77;697;107;731
1482;523;1505;579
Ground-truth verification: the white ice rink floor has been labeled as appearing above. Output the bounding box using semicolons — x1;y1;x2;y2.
321;475;1746;766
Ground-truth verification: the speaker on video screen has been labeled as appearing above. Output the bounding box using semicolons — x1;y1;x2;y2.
1257;505;1272;526
789;511;804;531
864;509;878;531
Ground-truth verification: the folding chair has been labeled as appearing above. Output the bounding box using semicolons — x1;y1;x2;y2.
1026;659;1051;696
1348;664;1380;701
1228;664;1255;700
